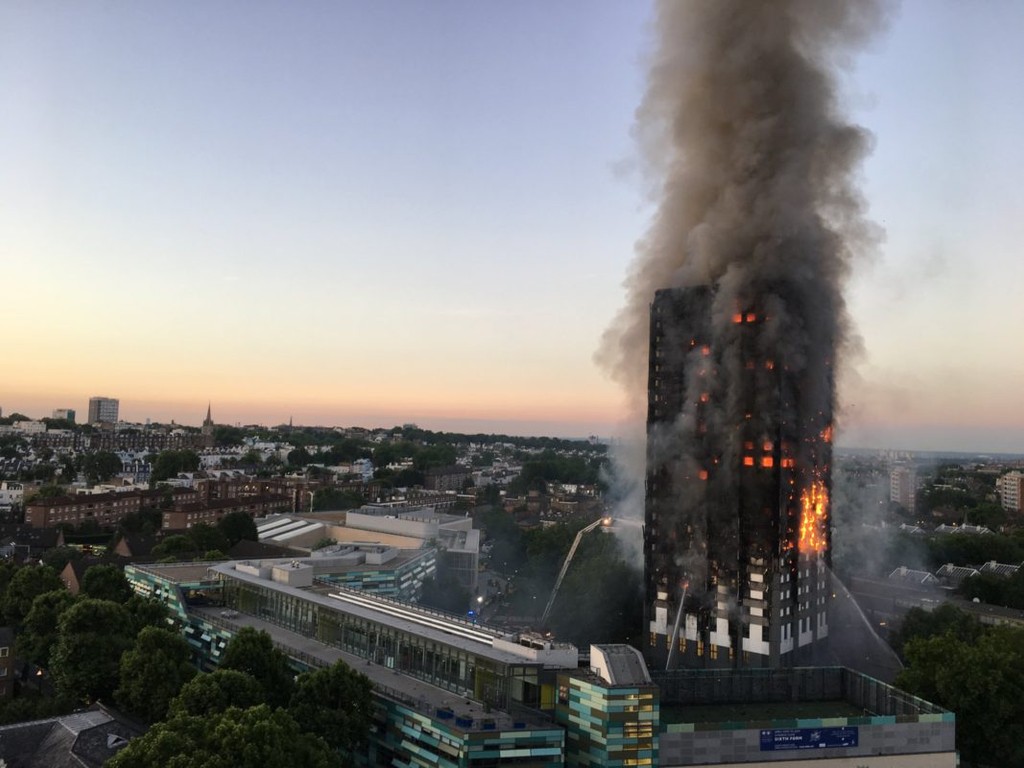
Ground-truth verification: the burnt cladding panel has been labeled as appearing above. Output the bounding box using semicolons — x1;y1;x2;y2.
644;287;713;661
647;287;713;426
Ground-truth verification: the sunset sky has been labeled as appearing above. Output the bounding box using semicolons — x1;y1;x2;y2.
2;2;1023;452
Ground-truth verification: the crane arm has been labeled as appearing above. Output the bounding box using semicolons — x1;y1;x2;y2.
540;517;606;625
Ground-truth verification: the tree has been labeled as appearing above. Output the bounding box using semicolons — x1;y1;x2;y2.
546;534;643;646
106;705;338;768
239;449;263;467
59;458;77;482
151;535;196;560
413;443;457;471
480;483;502;507
30;464;56;483
169;669;264;718
18;589;76;667
35;484;68;500
287;447;313;467
187;523;229;553
890;603;982;658
390;468;425;488
80;564;133;603
151;449;201;483
2;565;64;626
125;595;170;635
321;439;371;464
51;599;134;702
212;425;246;447
78;451;123;485
960;568;1024;610
116;507;163;535
924;533;1024;570
896;625;1024;767
312;488;364;512
0;435;27;460
115;626;197;722
289;661;373;755
372;441;415;469
479;507;526;573
0;561;18;597
41;545;82;572
219;628;294;708
217;512;257;547
507;450;604;495
41;417;74;432
472;450;496;468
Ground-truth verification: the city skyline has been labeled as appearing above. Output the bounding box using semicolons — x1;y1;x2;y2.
3;2;1024;451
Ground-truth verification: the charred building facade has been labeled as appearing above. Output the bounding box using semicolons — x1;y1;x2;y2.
644;287;833;670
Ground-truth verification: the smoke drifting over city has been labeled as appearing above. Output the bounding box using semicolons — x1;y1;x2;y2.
600;0;886;412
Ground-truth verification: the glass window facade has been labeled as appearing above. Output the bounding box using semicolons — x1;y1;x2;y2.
221;572;543;711
315;549;436;600
555;673;659;768
126;562;579;767
369;697;565;768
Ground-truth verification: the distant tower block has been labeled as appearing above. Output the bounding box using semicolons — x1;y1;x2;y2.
52;408;76;424
87;397;119;425
644;287;833;670
889;466;916;514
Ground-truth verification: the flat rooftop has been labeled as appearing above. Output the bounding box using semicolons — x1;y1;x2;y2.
189;605;554;733
651;666;950;732
130;562;221;584
204;560;575;667
312;548;428;578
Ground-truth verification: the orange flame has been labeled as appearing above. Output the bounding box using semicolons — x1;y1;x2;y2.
798;480;828;554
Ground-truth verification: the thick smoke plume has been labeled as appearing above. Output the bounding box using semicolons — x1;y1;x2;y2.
599;0;886;410
597;2;891;670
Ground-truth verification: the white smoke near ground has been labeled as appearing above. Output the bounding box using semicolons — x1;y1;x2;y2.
601;427;647;565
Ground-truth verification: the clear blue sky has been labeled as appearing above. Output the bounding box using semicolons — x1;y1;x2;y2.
1;1;1022;451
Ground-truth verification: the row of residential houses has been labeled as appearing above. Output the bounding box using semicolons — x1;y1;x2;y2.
24;487;292;530
889;560;1022;589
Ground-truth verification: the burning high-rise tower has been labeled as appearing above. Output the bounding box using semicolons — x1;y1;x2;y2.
644;286;833;669
596;1;885;669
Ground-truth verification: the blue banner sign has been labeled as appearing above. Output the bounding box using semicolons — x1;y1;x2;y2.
759;726;858;751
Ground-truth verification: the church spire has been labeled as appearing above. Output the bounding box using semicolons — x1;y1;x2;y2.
201;403;214;438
